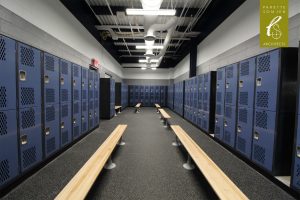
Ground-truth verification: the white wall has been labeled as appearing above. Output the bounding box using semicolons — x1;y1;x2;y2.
122;68;173;80
0;0;123;77
197;0;300;66
172;54;190;79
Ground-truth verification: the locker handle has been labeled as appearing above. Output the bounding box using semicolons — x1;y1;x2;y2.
215;118;218;123
89;113;92;118
254;131;259;140
61;122;65;129
82;82;85;87
45;127;50;135
73;118;76;124
297;146;300;158
226;83;230;88
239;81;243;88
73;80;76;86
60;78;64;85
224;121;228;127
89;83;92;88
44;75;50;84
82;116;85;121
237;126;242;133
20;135;28;145
256;77;262;86
216;84;219;89
19;71;26;81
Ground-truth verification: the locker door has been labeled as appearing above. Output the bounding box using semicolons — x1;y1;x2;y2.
225;64;238;106
60;103;72;147
252;109;276;172
214;115;224;140
94;72;100;127
0;36;16;110
73;101;82;139
44;104;60;157
19;107;42;172
43;53;59;105
216;68;225;115
223;106;237;147
140;86;144;105
134;85;139;103
60;59;71;104
155;86;160;104
0;110;19;187
198;75;203;111
238;58;256;108
81;68;89;134
18;43;41;109
88;70;94;130
150;86;155;104
144;86;149;106
110;79;115;117
202;111;209;132
72;64;81;139
255;50;280;112
197;109;202;128
129;86;134;106
236;107;254;158
81;101;89;133
291;115;300;191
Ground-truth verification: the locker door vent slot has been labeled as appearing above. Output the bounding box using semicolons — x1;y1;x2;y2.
20;46;34;67
226;66;233;79
0;112;7;136
74;90;79;101
225;107;232;118
203;102;208;111
95;91;99;99
61;131;69;145
46;137;56;154
82;90;87;100
0;160;10;183
46;88;55;103
95;100;98;109
258;55;271;72
82;122;87;132
82;69;87;79
0;87;7;108
61;104;68;117
239;92;248;106
21;109;35;129
89;89;94;99
238;108;248;123
203;120;208;130
0;38;6;61
61;62;68;75
21;87;34;106
217;70;223;80
45;55;54;71
203;92;208;101
253;144;265;164
46;106;55;122
226;92;233;104
74;102;79;114
73;126;79;137
224;130;231;143
89;101;94;110
215;126;220;136
240;61;249;76
61;89;68;102
22;147;36;168
237;136;246;153
255;111;268;129
73;66;79;77
256;91;269;108
82;102;87;112
216;92;222;103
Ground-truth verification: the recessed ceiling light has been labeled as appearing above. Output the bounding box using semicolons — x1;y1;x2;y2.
141;67;147;70
136;45;163;49
151;67;157;70
126;9;176;16
139;59;148;63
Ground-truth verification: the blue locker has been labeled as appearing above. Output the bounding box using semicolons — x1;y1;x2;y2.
203;73;211;104
150;86;155;105
193;78;198;124
110;79;115;117
223;106;237;147
72;64;81;139
0;36;16;111
225;64;238;106
43;53;59;105
60;103;72;147
129;86;134;106
291;115;300;191
0;110;19;187
144;85;150;106
160;86;166;106
238;58;256;108
134;85;140;104
198;75;204;110
60;59;71;104
202;111;209;132
168;84;174;110
236;107;253;158
140;86;145;105
81;68;89;134
155;86;160;104
214;115;224;140
44;104;60;157
94;71;100;127
19;107;42;172
88;70;95;130
18;43;41;109
255;50;280;112
216;68;225;116
252;109;276;171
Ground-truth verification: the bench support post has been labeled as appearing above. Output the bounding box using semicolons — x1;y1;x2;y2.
104;156;116;170
118;136;126;146
164;119;168;128
118;108;121;114
172;136;181;147
115;111;117;117
183;154;195;170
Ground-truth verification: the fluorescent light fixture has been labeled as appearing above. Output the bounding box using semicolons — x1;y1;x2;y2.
150;59;159;63
141;67;147;70
139;59;148;63
139;59;159;63
126;9;176;16
136;45;163;49
151;67;157;70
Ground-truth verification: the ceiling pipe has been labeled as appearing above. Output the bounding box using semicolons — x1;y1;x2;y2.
146;16;177;41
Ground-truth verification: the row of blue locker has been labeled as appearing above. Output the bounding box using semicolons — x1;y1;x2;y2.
121;83;128;109
173;82;184;116
129;85;167;107
0;35;100;189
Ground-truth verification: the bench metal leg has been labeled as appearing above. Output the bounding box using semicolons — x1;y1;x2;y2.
164;119;168;128
118;136;126;146
118;108;121;114
172;136;181;147
115;111;117;117
183;154;195;170
104;156;116;170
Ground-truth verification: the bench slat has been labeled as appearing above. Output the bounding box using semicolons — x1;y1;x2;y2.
158;109;171;119
55;124;127;200
155;104;161;108
171;125;248;200
135;103;141;108
115;106;122;109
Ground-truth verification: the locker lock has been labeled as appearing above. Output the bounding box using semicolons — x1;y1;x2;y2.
44;75;50;84
60;78;64;85
226;83;230;88
19;70;26;81
239;81;243;88
73;118;76;124
82;82;85;87
20;135;28;145
82;116;85;121
256;77;262;86
89;83;92;88
45;127;50;135
254;131;259;140
89;113;92;118
61;122;65;129
215;118;218;123
224;121;228;127
297;146;300;158
237;126;242;133
73;80;76;86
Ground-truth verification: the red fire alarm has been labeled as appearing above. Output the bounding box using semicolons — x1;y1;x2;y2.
90;58;100;70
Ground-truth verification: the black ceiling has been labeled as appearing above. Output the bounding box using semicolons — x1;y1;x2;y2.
60;0;246;68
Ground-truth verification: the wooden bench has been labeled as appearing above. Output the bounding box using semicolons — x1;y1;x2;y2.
154;103;161;113
114;105;122;116
158;108;171;127
170;125;248;200
135;103;141;113
55;124;128;200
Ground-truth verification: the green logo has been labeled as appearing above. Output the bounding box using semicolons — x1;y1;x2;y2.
260;0;288;47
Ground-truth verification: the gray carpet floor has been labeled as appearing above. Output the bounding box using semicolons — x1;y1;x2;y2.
1;107;296;200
